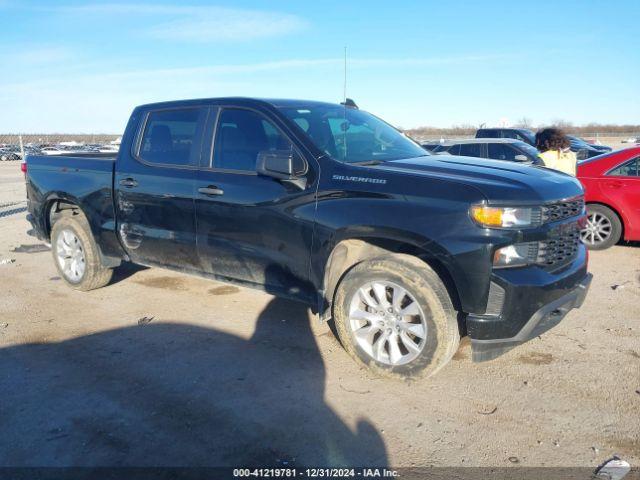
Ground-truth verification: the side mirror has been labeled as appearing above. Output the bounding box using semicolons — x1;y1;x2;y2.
257;150;306;188
514;154;529;162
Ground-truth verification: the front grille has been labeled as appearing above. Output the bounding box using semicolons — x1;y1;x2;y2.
536;226;581;270
541;197;585;223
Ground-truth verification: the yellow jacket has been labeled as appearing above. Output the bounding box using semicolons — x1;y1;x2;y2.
539;149;577;176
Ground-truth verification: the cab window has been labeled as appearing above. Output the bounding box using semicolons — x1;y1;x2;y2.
213;108;301;173
139;108;207;166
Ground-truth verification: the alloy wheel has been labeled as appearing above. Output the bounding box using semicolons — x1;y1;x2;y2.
56;229;86;282
348;281;427;366
581;212;612;246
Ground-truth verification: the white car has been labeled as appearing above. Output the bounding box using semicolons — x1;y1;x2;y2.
40;147;65;155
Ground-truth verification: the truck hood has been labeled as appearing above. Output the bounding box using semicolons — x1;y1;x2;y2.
380;155;584;203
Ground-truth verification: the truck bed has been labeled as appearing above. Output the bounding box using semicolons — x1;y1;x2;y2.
27;153;116;172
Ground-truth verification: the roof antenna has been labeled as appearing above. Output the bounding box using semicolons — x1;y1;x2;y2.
343;46;347;103
340;46;358;109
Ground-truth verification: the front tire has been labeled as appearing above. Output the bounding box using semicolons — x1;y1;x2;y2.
51;212;113;291
333;255;459;379
581;204;622;250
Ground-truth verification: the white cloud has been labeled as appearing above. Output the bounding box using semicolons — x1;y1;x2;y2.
147;10;306;42
0;45;75;66
0;53;518;132
65;54;512;81
51;3;308;42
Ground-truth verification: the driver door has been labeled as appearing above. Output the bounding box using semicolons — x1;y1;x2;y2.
195;107;318;301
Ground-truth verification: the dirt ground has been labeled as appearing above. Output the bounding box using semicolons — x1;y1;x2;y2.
0;162;638;469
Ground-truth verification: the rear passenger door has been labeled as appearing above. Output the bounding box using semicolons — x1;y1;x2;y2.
194;107;318;301
115;106;208;269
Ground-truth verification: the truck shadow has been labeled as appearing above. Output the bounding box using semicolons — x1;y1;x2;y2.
110;262;149;284
0;297;387;467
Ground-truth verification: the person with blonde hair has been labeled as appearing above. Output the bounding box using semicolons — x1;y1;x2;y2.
535;127;577;176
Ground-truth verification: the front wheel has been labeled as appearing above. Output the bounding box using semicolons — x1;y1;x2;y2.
332;255;460;379
580;204;622;250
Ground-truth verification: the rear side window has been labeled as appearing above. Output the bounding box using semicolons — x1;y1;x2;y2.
213;108;298;172
608;157;639;176
459;143;482;157
139;108;207;166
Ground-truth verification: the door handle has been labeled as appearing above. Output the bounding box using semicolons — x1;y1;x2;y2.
119;177;138;188
198;185;224;196
604;181;624;189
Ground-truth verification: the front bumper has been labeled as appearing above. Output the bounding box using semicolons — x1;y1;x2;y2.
468;272;592;362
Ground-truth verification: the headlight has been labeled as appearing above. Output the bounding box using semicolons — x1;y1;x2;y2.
493;244;533;268
470;205;539;228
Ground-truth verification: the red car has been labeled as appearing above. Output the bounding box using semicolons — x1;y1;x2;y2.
577;146;640;249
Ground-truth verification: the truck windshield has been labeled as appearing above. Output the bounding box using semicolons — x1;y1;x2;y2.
278;105;428;164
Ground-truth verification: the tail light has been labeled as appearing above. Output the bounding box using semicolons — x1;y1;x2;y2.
20;162;27;175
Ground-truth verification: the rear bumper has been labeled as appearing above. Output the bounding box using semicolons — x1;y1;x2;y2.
468;272;592;362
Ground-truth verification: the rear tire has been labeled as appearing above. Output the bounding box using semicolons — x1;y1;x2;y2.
50;211;113;291
581;204;622;250
332;254;459;379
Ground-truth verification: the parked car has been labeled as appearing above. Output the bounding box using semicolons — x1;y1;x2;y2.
431;138;543;165
477;129;611;160
582;140;612;154
0;147;21;161
40;146;65;156
567;135;610;160
577;146;640;249
476;128;536;146
25;97;591;378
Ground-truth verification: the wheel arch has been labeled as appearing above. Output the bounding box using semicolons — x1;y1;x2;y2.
320;236;462;321
44;196;121;268
44;196;87;239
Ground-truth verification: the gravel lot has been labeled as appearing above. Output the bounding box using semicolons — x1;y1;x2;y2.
0;162;638;469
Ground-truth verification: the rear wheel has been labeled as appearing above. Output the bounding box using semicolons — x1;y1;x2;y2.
333;255;459;379
581;204;622;250
51;212;113;290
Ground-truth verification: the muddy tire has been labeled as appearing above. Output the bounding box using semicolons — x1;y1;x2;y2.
333;254;459;379
50;211;113;291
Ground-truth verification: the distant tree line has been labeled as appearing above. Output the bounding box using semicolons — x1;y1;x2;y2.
405;121;640;138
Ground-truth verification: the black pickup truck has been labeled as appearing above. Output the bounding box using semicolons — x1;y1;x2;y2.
25;97;592;378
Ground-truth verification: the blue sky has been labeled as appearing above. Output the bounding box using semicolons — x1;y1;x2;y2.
0;0;638;133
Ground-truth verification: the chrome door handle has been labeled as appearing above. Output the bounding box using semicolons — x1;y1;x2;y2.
119;177;138;188
198;186;224;196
